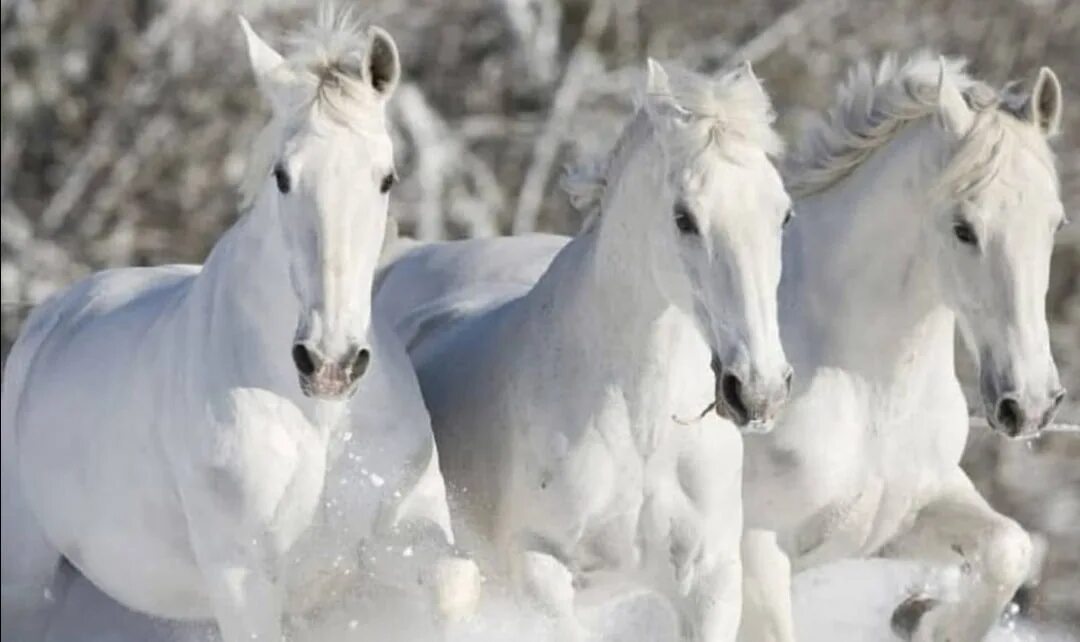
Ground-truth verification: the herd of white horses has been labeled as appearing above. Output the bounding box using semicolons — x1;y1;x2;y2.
0;10;1069;642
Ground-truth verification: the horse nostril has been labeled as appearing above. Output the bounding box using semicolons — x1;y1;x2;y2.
351;348;371;380
784;369;794;394
722;372;748;423
995;397;1025;435
1050;388;1066;411
292;344;317;377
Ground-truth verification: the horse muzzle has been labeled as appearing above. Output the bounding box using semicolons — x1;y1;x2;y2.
292;342;370;400
987;387;1066;439
711;355;792;433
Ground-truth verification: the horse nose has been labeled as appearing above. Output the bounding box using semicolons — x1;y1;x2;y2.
715;364;791;431
291;342;370;399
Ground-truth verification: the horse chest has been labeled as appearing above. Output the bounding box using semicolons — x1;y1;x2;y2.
787;397;962;564
183;389;333;553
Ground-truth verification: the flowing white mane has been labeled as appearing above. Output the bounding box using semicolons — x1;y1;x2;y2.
239;7;384;209
786;52;1057;199
562;63;783;218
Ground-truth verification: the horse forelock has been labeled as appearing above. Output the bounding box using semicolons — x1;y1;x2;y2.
239;6;389;211
561;64;783;225
662;63;784;160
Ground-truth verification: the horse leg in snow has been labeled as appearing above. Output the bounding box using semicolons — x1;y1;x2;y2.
513;548;586;641
357;520;481;623
185;500;284;642
0;541;65;642
677;548;741;642
196;552;283;642
357;441;481;623
202;563;282;642
737;529;795;642
0;486;64;641
878;472;1032;642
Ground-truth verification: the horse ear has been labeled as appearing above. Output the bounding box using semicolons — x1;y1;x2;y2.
239;16;285;106
643;58;689;125
365;27;401;98
646;58;673;96
729;60;758;84
1027;67;1062;137
936;58;974;137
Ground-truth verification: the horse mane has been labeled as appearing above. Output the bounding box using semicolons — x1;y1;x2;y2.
562;63;783;223
785;52;1056;199
240;6;384;210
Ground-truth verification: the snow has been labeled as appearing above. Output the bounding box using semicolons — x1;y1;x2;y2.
41;559;1076;642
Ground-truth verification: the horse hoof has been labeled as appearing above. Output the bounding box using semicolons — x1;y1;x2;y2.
891;594;938;640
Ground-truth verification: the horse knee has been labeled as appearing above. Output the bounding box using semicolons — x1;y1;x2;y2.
980;520;1031;589
517;551;574;615
742;530;790;582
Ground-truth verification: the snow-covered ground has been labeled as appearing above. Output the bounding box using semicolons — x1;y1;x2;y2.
39;558;1076;642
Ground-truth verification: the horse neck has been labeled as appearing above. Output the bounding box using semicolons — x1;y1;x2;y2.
782;121;956;383
184;190;303;396
529;126;693;445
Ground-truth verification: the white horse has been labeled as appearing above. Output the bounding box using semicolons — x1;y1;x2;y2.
1;14;471;642
737;55;1067;642
375;61;793;641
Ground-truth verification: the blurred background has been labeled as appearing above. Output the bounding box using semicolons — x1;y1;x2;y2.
1;0;1077;636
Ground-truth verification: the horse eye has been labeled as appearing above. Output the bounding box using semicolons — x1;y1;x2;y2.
783;208;794;228
674;204;700;236
379;172;397;194
953;221;978;246
273;164;291;194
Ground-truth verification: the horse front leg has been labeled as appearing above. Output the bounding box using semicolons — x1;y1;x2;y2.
679;551;742;642
661;504;743;641
200;560;283;642
737;529;795;642
184;492;285;642
879;472;1032;642
508;537;586;641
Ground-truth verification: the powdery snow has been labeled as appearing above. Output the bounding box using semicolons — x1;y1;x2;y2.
41;558;1075;642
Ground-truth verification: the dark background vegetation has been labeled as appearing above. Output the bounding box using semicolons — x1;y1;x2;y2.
2;0;1077;634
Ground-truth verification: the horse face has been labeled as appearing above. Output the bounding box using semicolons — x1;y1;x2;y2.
242;20;401;400
644;61;793;431
933;67;1066;438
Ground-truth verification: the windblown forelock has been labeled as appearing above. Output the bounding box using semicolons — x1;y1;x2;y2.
662;64;784;159
283;5;383;126
785;52;1057;201
238;6;388;211
561;64;783;223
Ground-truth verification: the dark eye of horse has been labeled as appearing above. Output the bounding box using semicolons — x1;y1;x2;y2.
783;208;794;228
674;203;700;236
273;164;290;194
953;220;978;246
380;172;397;194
